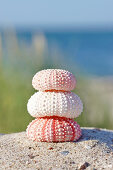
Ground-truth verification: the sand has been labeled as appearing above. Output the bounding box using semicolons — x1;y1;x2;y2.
0;127;113;170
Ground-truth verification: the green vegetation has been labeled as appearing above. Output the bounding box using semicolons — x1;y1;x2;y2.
0;32;113;133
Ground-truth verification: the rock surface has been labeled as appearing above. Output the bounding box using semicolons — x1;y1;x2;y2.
0;127;113;170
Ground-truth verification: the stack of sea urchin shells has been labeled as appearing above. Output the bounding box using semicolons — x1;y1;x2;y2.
26;69;83;142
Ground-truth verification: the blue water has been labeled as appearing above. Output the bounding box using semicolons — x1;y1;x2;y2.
45;31;113;76
3;30;113;76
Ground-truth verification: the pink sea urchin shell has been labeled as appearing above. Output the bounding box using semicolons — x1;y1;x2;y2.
32;69;76;91
26;116;82;142
27;91;83;118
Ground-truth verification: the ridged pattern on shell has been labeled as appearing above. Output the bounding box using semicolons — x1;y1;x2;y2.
32;69;76;91
27;91;83;118
26;116;81;142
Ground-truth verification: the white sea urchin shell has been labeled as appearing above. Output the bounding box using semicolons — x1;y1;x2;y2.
27;91;83;118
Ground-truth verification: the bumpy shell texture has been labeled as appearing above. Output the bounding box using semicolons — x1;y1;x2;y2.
26;116;81;142
32;69;76;91
27;91;83;118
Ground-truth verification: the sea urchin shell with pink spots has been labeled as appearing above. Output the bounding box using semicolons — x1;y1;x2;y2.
32;69;76;91
26;116;82;142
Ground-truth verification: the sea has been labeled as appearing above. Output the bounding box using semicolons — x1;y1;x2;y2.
1;29;113;76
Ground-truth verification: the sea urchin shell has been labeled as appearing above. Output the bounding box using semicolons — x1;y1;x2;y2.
32;69;76;91
26;116;81;142
27;91;83;118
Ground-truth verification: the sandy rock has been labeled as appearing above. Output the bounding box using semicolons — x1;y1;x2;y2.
0;127;113;170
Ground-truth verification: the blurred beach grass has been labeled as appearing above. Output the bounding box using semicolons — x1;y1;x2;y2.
0;30;113;133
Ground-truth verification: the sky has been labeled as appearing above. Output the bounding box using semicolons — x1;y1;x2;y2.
0;0;113;29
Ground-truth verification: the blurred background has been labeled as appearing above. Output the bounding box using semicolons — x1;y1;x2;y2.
0;0;113;133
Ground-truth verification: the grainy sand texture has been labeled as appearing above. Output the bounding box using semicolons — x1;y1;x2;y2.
0;127;113;170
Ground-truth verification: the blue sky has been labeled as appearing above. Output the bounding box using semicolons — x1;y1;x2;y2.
0;0;113;28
